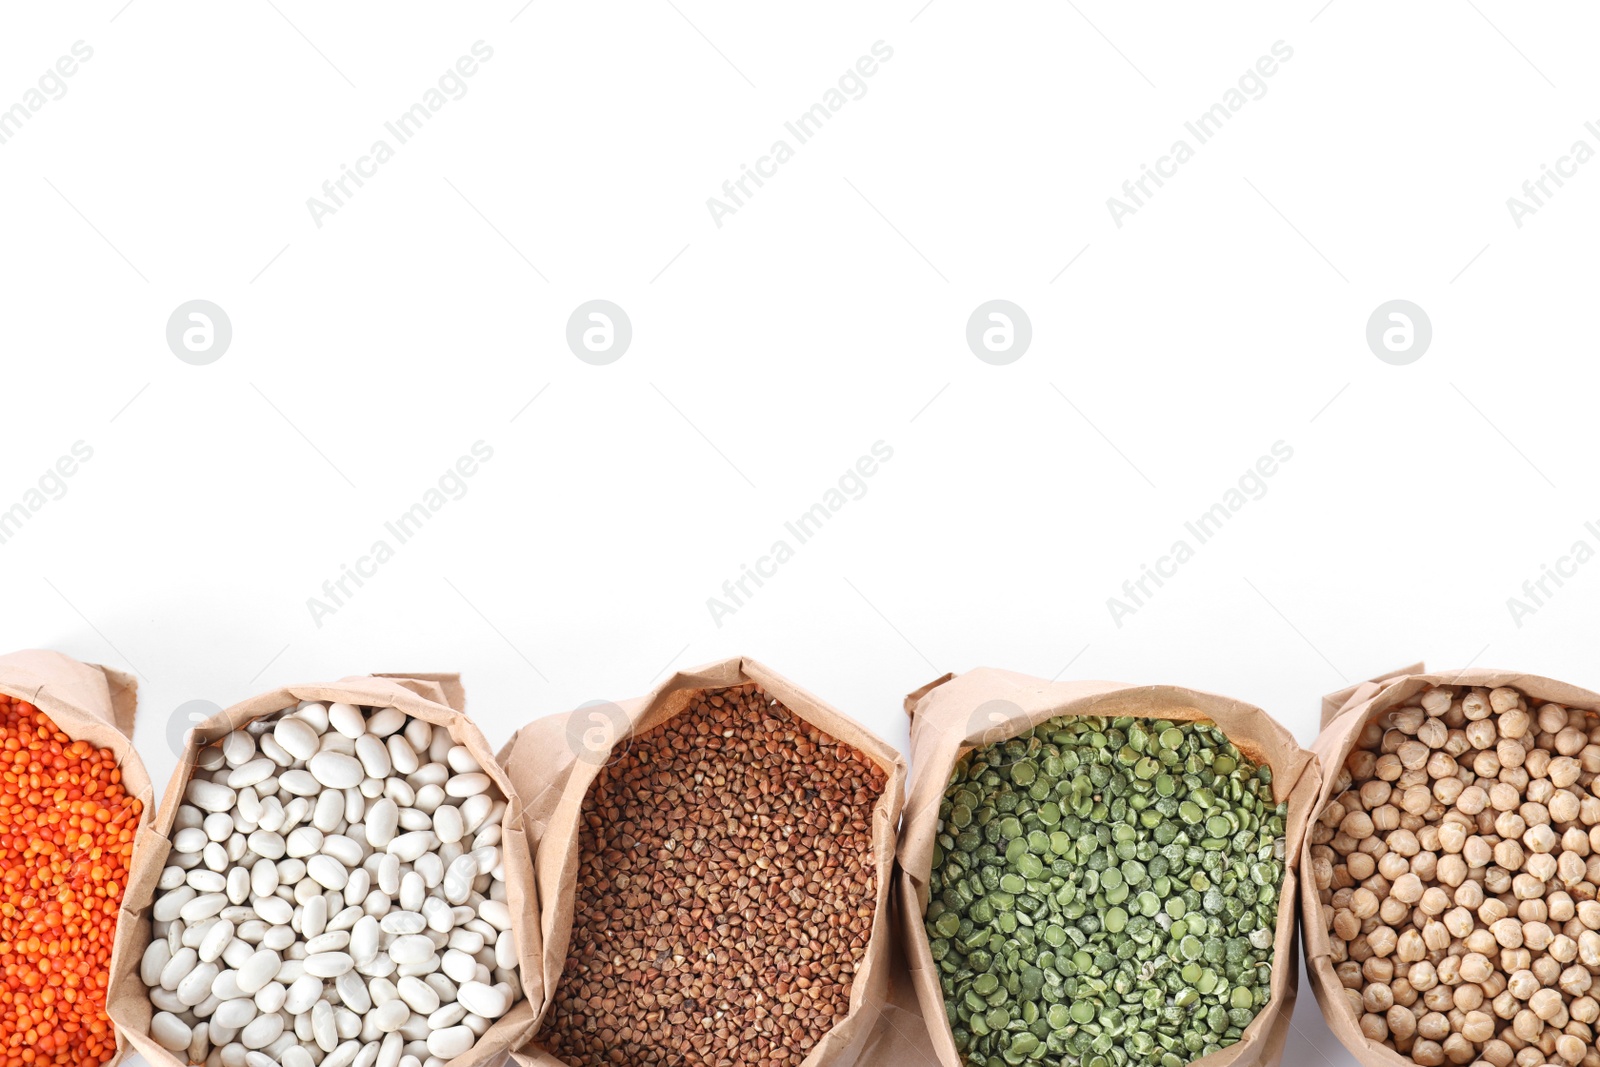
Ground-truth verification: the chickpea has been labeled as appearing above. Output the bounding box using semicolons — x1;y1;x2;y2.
1423;688;1455;716
1461;691;1491;719
1436;955;1463;985
1414;1039;1446;1066
1509;873;1543;901
1556;1034;1586;1065
1391;827;1423;856
1366;982;1397;1012
1581;745;1600;774
1442;1034;1476;1065
1557;727;1587;756
1460;952;1495;984
1401;741;1432;770
1494;840;1526;871
1522;921;1554;952
1526;854;1559;883
1460;1008;1498;1042
1418;1011;1450;1041
1531;956;1560;989
1540;704;1571;733
1531;988;1565;1022
1382;895;1414;926
1453;984;1484;1012
1418;715;1449;745
1465;928;1500;956
1436;777;1467;806
1343;809;1377;839
1394;873;1426;904
1351;745;1381;777
1361;1013;1390;1042
1495;811;1529;839
1493;918;1527;950
1349;851;1378;880
1490;783;1521;813
1482;1040;1515;1067
1559;965;1593;997
1497;740;1528;771
1489;688;1522;714
1523;822;1557;852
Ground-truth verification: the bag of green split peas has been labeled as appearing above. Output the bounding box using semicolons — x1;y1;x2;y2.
889;669;1322;1067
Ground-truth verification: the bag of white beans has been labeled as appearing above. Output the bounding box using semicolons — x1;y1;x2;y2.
107;673;539;1067
1304;665;1600;1067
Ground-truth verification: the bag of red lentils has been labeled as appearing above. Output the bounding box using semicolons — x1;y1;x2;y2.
1304;665;1600;1067
893;668;1320;1067
497;656;907;1067
0;648;154;1067
106;672;539;1067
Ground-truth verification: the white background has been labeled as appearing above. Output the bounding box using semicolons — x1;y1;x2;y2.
3;3;1599;1065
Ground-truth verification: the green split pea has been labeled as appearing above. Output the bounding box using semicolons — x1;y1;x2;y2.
924;715;1287;1067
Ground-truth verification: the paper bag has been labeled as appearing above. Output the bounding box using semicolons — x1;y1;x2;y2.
497;656;908;1067
895;668;1320;1067
0;648;153;1067
1302;663;1600;1067
106;673;539;1067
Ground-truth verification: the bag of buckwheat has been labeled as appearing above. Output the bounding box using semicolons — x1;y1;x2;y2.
499;656;906;1067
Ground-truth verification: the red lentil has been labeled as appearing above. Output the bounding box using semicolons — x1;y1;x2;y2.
0;693;141;1067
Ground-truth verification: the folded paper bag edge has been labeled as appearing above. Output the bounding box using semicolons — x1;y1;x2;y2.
905;673;956;718
1319;662;1425;729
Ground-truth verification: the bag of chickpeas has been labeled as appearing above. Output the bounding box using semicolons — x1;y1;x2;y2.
496;656;907;1067
107;672;539;1067
894;668;1320;1067
1305;665;1600;1067
0;649;153;1067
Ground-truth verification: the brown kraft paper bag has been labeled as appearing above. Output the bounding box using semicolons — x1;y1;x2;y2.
0;648;154;1067
893;668;1321;1067
496;655;908;1067
106;672;540;1067
1303;663;1600;1067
